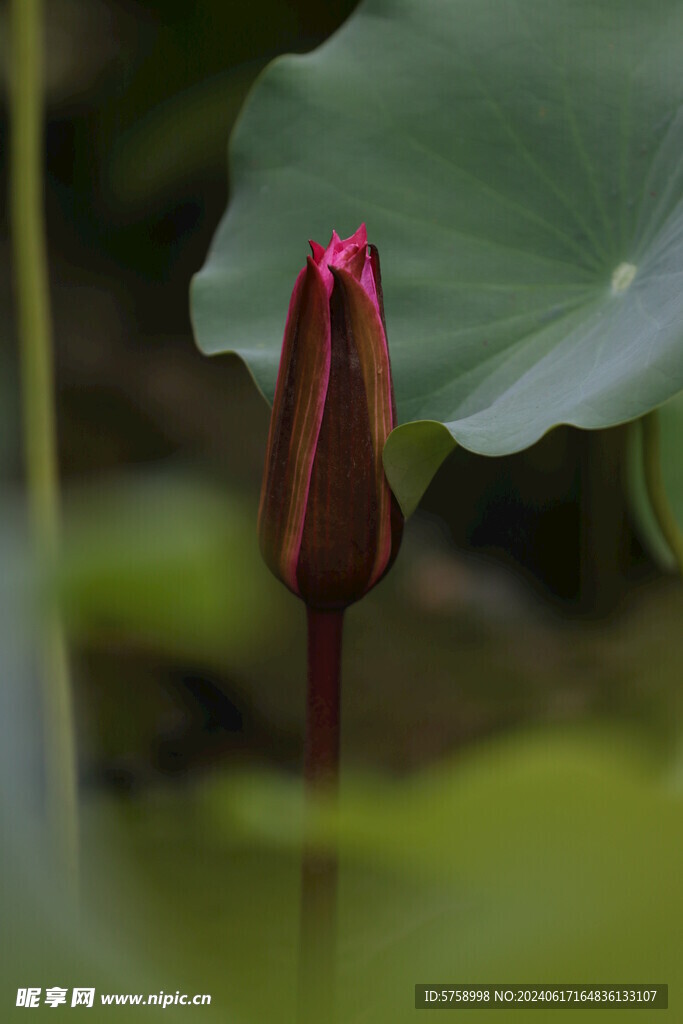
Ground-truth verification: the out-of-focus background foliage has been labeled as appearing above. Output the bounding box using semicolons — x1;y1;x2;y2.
1;2;681;1021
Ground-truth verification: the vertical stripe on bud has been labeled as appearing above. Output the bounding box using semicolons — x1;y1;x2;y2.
258;258;330;595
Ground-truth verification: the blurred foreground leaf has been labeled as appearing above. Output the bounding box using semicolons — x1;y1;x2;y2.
57;474;288;668
5;727;680;1022
203;729;681;1021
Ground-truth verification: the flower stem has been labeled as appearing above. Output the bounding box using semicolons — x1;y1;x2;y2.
298;607;344;1024
642;411;683;576
10;0;79;894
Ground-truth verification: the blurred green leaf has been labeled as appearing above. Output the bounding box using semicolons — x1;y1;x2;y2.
106;66;265;207
627;395;683;570
57;474;288;668
7;729;675;1023
192;0;683;515
203;729;682;1022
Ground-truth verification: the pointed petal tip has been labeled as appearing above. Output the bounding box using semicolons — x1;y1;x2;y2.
309;239;325;262
328;261;367;292
351;222;368;244
305;253;326;278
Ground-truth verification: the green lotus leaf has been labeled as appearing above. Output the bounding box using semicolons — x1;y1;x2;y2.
192;0;683;515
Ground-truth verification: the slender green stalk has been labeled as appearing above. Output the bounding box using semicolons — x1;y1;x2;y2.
10;0;79;892
298;607;344;1024
642;411;683;576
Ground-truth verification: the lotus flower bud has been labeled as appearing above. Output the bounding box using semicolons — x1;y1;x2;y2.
258;224;403;609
